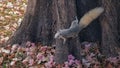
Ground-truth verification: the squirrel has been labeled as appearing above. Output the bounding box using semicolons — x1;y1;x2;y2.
54;7;104;43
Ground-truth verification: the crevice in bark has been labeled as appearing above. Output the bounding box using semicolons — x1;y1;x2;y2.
101;0;120;57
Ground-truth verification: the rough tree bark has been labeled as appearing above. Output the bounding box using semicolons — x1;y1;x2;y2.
101;0;120;57
116;0;120;45
54;0;81;64
7;0;56;45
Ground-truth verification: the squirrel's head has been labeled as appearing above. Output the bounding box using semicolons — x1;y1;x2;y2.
54;31;61;39
71;16;79;25
70;18;79;28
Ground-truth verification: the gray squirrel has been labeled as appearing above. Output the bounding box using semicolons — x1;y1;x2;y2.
54;7;104;43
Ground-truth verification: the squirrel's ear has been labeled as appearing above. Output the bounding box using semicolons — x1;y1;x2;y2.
75;16;77;19
74;16;78;20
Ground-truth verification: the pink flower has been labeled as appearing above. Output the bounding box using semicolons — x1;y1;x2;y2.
40;46;48;51
10;61;16;66
45;62;52;68
26;41;31;47
68;59;75;65
68;54;75;60
75;60;80;65
36;53;43;60
26;51;34;56
49;55;54;62
85;44;91;48
64;62;69;67
28;59;34;66
25;47;28;51
29;46;36;52
86;55;93;62
44;55;55;68
31;43;35;47
22;57;30;64
11;44;19;52
74;60;82;68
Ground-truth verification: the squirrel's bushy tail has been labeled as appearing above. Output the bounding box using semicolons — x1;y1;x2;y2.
79;7;104;28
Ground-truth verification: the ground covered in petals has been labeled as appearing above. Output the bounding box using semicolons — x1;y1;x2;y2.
0;0;27;45
0;41;119;68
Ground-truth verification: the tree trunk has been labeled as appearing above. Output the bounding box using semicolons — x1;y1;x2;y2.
101;0;120;57
54;0;81;64
7;0;56;45
116;0;120;45
7;0;81;64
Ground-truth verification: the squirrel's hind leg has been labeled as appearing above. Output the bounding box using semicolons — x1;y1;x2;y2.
59;36;67;44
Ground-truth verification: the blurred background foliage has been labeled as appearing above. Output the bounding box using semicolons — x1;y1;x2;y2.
0;0;27;45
